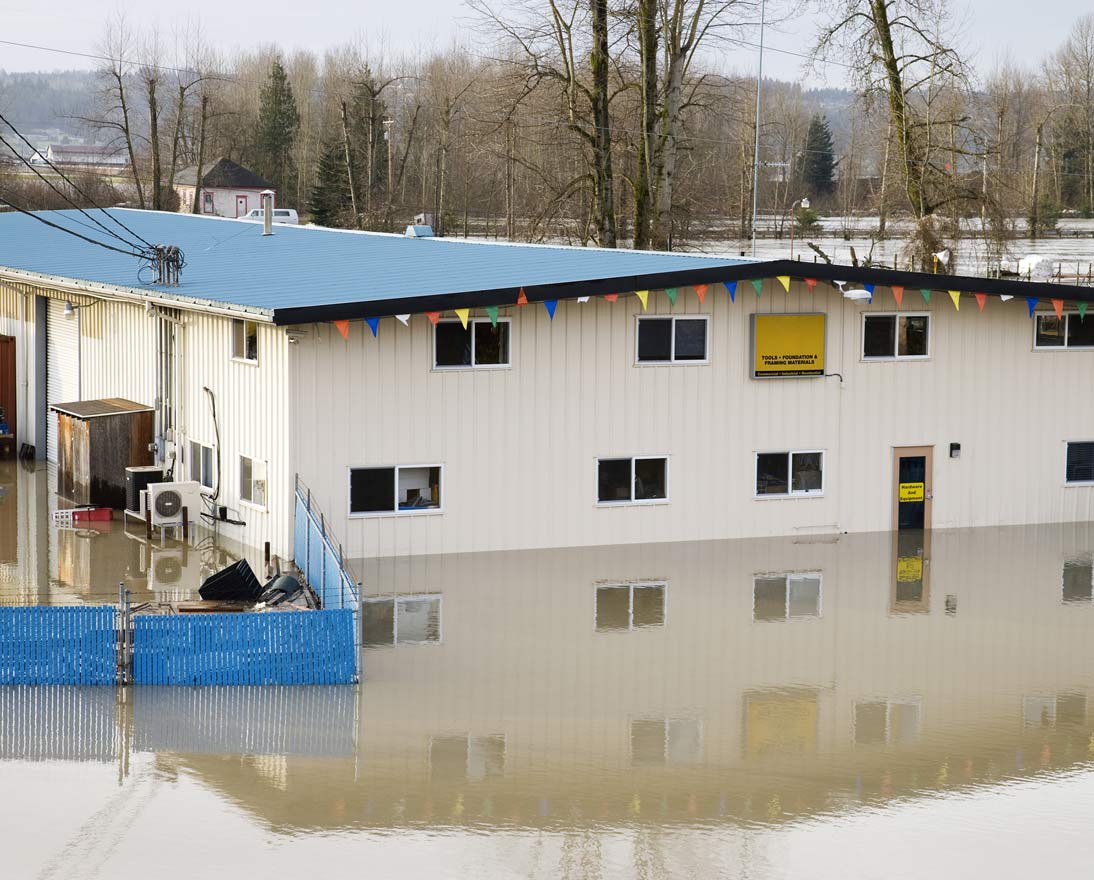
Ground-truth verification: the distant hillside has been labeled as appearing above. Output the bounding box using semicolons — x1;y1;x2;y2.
0;70;99;149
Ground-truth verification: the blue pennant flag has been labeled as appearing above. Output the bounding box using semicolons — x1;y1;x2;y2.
544;299;558;320
1026;297;1038;317
724;280;737;302
864;282;875;304
366;317;380;337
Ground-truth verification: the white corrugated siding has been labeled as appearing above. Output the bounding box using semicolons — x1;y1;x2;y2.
290;281;1094;560
45;298;80;463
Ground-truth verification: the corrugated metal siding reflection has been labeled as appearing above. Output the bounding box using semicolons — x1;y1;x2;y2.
131;685;356;756
0;281;36;449
0;686;117;761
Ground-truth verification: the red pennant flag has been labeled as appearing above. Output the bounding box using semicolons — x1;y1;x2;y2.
333;319;349;339
805;278;818;292
516;288;528;305
1052;298;1064;318
603;293;619;302
694;284;708;304
425;311;441;325
892;285;904;306
975;293;987;312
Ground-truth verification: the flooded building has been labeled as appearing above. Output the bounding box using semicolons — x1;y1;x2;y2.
1;209;1094;562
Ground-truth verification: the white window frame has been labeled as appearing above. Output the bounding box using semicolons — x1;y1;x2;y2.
1064;440;1094;486
188;438;216;494
595;455;670;506
861;312;931;360
348;463;445;517
754;450;825;498
231;318;259;364
634;314;711;365
852;698;923;745
361;593;443;645
1033;312;1094;350
593;580;668;631
629;717;704;766
751;571;824;621
239;453;267;510
432;317;512;370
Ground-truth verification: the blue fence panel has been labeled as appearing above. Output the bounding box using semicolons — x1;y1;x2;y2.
307;517;325;601
323;542;343;609
294;494;309;579
132;610;355;685
0;606;116;685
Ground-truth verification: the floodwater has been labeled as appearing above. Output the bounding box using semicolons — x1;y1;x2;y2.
4;463;1094;877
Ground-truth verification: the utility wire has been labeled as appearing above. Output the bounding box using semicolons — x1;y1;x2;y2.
0;186;146;257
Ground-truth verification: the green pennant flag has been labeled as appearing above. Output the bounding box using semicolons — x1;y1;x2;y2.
1079;302;1089;320
485;305;500;327
665;287;678;306
751;279;764;297
920;289;931;304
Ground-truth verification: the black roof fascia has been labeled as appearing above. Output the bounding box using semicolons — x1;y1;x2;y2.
269;258;1094;325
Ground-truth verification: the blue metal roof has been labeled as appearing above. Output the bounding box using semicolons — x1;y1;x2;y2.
0;209;752;323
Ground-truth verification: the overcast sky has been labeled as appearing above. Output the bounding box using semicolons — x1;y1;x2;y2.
0;0;1086;84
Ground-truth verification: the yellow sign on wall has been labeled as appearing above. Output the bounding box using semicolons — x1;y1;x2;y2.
899;482;925;502
752;313;826;377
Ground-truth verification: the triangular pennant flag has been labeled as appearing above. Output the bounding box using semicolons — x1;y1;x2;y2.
334;319;349;340
665;287;678;306
544;299;558;319
635;290;649;310
516;288;528;305
805;278;818;292
948;290;960;311
365;317;380;337
604;293;619;302
974;293;987;312
920;289;932;304
892;285;904;306
1079;302;1088;320
999;294;1013;302
751;279;764;297
724;280;737;302
864;282;875;304
776;275;790;293
1052;299;1064;319
694;284;708;304
1026;297;1038;317
455;307;470;329
426;311;441;325
395;314;410;326
485;305;499;327
577;296;590;303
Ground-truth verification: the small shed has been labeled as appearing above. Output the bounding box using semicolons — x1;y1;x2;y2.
52;398;154;508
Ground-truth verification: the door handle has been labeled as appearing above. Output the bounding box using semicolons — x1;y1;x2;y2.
925;490;933;501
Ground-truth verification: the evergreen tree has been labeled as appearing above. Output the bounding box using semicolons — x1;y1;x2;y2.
800;115;836;197
309;141;353;228
253;58;300;206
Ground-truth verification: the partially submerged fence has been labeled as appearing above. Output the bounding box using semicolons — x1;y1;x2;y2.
133;609;355;685
294;476;361;611
0;606;118;685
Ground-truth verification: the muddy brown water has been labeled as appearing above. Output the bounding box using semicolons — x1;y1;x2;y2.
3;461;1094;877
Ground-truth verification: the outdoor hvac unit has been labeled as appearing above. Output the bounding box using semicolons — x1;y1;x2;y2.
126;465;163;514
147;481;204;527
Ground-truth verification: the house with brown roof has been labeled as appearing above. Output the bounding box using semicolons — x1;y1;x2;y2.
174;157;275;218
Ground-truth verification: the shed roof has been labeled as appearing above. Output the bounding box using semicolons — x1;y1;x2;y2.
50;398;154;419
174;158;272;190
0;208;1092;325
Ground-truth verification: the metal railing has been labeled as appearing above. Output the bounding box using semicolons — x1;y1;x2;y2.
293;475;361;612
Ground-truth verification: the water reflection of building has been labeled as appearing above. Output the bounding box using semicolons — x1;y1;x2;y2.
3;523;1094;831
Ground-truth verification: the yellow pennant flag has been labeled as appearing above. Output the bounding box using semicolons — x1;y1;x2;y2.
455;307;470;329
776;275;791;293
635;289;649;311
948;290;960;311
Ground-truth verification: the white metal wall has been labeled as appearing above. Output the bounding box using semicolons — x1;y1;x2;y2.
290;280;1094;560
45;298;79;463
0;282;35;450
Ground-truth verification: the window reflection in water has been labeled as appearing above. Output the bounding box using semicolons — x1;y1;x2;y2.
630;719;702;766
362;595;442;646
595;583;665;631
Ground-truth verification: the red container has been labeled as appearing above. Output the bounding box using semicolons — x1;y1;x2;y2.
72;507;113;523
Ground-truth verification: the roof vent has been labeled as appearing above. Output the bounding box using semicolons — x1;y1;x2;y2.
405;225;434;238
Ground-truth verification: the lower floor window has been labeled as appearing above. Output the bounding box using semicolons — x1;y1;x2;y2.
854;700;921;745
361;594;442;646
595;582;666;631
239;455;267;507
1066;441;1094;484
597;456;667;504
753;572;822;621
350;464;442;514
631;718;702;766
755;450;824;496
189;440;215;491
430;734;505;781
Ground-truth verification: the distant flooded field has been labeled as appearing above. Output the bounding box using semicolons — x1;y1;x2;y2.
3;462;1094;876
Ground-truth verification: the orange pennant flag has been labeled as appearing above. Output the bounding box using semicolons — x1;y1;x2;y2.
425;311;441;325
975;293;987;312
604;293;619;302
333;319;349;340
805;278;818;292
694;284;708;304
516;288;528;305
1052;298;1064;318
892;285;904;306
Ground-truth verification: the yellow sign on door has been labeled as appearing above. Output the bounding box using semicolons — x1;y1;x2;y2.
899;482;925;502
897;556;924;582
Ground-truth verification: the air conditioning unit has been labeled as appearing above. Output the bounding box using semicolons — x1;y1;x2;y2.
148;481;204;527
126;465;163;514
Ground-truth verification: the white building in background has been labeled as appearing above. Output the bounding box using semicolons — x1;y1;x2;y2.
1;208;1094;566
32;145;128;167
173;157;275;217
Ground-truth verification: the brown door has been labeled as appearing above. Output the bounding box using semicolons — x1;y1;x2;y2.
0;335;15;443
891;446;933;614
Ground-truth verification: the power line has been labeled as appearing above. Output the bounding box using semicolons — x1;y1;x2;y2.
0;187;145;257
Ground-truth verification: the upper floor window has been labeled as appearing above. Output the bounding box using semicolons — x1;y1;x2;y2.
350;464;442;515
1035;313;1094;349
755;450;824;497
863;313;929;359
597;456;668;504
636;316;709;363
1065;441;1094;484
232;319;258;363
434;318;510;369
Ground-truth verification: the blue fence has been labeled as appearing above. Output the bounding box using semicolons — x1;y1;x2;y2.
133;610;356;685
294;480;360;611
0;606;117;685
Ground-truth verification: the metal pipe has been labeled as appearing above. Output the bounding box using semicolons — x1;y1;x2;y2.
750;0;766;258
